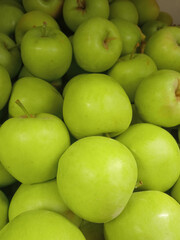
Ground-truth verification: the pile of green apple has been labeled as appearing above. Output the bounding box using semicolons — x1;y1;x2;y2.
0;0;180;239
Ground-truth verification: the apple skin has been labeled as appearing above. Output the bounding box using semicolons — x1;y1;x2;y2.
0;65;12;111
57;136;137;223
134;69;180;127
104;191;180;240
144;26;180;72
157;11;173;26
109;0;138;24
21;25;72;82
63;0;109;32
15;10;60;44
8;77;63;118
80;220;104;240
116;123;180;192
22;0;64;18
0;190;9;230
0;113;70;184
108;53;157;102
171;177;180;204
0;33;22;79
63;73;132;139
0;210;86;240
0;162;16;188
72;17;122;73
8;179;82;226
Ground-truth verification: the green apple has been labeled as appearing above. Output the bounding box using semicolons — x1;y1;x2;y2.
109;0;138;24
0;210;86;240
134;69;180;127
72;17;122;72
0;33;22;79
0;191;9;230
0;112;70;184
116;123;180;192
0;162;16;188
63;73;132;139
15;10;60;44
80;220;104;240
8;77;63;118
144;26;180;72
108;53;157;102
63;0;109;32
171;177;180;203
21;25;72;81
8;179;82;226
57;136;137;223
22;0;64;18
130;0;160;26
0;65;12;111
104;191;180;240
157;11;173;26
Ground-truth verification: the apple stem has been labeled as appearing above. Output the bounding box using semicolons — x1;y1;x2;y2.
130;42;140;59
41;21;48;37
77;0;86;11
103;37;116;50
134;180;143;189
15;99;31;118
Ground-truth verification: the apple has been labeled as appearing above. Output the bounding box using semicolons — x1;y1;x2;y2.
22;0;64;18
15;10;60;44
0;33;22;79
104;191;180;240
63;0;109;32
0;209;86;240
8;77;63;118
0;65;12;111
8;179;82;226
63;73;132;139
144;26;180;72
0;162;16;188
73;17;122;73
134;69;180;127
80;220;104;240
157;11;173;26
130;0;160;26
116;123;180;192
171;177;180;204
57;136;137;223
108;53;157;102
109;0;138;24
0;190;9;230
0;112;70;184
21;24;72;82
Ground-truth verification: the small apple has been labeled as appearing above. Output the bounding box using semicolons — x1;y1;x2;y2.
0;162;16;188
0;190;9;230
157;11;173;26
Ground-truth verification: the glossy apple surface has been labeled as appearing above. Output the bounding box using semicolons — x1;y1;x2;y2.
116;123;180;192
0;113;70;184
57;136;137;223
171;177;180;203
72;17;122;72
63;73;132;139
104;191;180;240
0;190;9;230
0;210;86;240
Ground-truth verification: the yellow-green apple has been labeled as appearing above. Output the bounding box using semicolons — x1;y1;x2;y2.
104;191;180;240
144;26;180;72
108;53;157;102
21;25;72;81
22;0;64;18
109;0;138;24
0;210;86;240
63;73;132;139
57;136;137;223
116;123;180;192
8;179;82;226
0;163;16;188
72;17;122;72
8;77;63;118
171;177;180;203
0;112;70;184
130;0;160;26
0;33;22;79
134;69;180;127
157;11;173;26
15;10;60;44
80;220;104;240
0;191;9;230
63;0;109;32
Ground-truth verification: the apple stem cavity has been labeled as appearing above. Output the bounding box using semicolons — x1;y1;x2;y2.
41;21;48;37
134;180;143;189
15;99;31;118
103;37;116;50
76;0;86;12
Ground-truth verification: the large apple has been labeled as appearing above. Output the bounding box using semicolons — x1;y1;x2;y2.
63;73;132;139
134;69;180;127
0;190;9;230
104;191;180;240
116;123;180;192
63;0;109;32
72;17;122;73
171;177;180;204
0;112;70;184
57;136;137;223
144;26;180;72
0;210;86;240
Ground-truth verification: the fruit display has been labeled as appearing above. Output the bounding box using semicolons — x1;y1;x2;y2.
0;0;179;239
